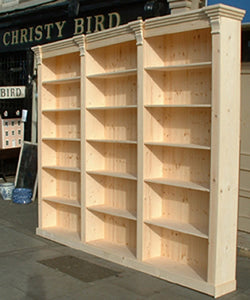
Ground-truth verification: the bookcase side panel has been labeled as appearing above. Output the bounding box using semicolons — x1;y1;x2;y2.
208;17;242;291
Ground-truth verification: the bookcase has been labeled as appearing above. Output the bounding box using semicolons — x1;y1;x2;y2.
33;4;245;297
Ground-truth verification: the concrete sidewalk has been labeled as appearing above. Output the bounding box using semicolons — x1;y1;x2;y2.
0;198;249;300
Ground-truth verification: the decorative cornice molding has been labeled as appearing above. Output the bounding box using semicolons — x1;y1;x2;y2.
73;35;85;56
144;3;244;37
42;39;77;54
86;23;134;48
144;9;207;33
129;20;144;46
204;4;245;22
32;46;42;66
204;4;245;35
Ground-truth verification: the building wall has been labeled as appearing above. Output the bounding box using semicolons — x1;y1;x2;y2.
239;63;250;233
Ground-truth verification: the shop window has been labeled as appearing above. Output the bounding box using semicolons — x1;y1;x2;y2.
5;131;8;137
12;130;15;135
6;140;9;146
0;50;33;142
5;121;8;126
18;120;20;126
18;139;21;145
11;121;14;126
18;129;21;135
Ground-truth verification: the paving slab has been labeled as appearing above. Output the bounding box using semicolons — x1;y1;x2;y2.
53;282;145;300
14;272;89;300
0;284;33;300
0;225;46;254
109;271;173;297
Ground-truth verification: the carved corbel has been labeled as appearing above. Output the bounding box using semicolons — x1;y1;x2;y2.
32;46;42;66
129;20;144;46
209;16;221;35
73;35;85;56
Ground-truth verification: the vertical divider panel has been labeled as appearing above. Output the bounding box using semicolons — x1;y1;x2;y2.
130;20;144;261
33;46;43;228
73;35;86;242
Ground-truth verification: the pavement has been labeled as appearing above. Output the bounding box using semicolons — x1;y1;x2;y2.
0;187;249;300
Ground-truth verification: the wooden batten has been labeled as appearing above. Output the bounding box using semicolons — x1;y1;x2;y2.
33;5;245;298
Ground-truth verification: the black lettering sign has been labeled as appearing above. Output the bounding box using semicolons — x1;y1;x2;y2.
0;12;121;51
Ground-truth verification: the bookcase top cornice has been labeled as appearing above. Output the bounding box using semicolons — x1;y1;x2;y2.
144;4;245;37
86;19;143;49
32;35;85;59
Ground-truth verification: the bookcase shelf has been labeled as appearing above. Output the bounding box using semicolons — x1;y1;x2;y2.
86;211;137;258
87;69;137;79
145;61;212;72
86;142;137;177
42;77;81;85
144;182;209;237
144;28;212;67
87;139;137;145
43;166;81;173
41;201;81;239
86;173;137;219
144;106;211;147
41;139;80;169
43;197;81;208
86;40;137;75
88;205;137;221
145;142;210;150
41;168;80;201
144;217;208;239
87;170;137;181
143;224;208;281
41;110;80;139
144;178;210;192
42;52;80;81
33;6;244;297
86;76;137;108
42;108;81;112
144;254;207;283
88;239;136;260
87;105;137;110
42;137;81;142
41;81;80;110
144;68;211;106
145;145;210;187
144;104;211;108
86;108;137;141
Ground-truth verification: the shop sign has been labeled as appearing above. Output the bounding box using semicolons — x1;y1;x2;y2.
0;0;170;52
0;12;121;50
0;86;26;99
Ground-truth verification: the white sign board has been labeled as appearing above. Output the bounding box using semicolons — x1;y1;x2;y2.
0;86;26;99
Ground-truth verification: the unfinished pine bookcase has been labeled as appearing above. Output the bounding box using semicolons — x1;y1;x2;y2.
33;4;245;298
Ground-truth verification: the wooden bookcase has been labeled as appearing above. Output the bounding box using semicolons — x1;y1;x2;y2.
33;4;245;298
